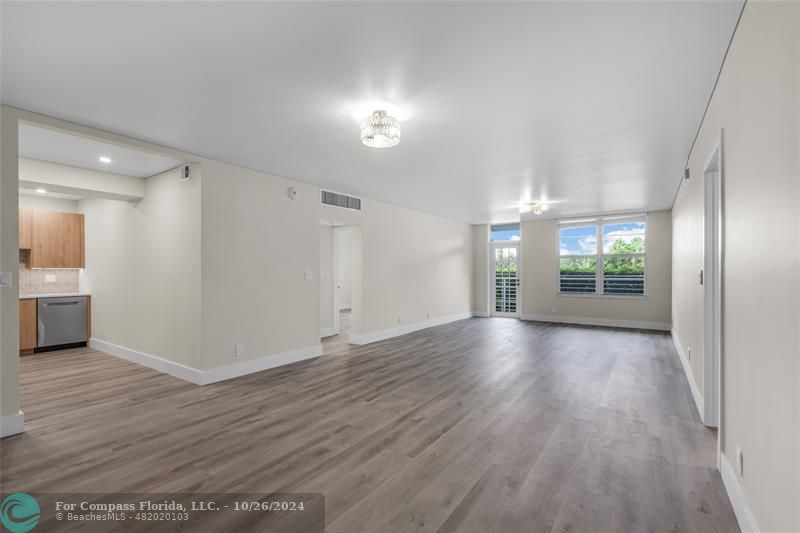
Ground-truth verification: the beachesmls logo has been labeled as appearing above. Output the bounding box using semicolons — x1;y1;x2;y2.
0;493;40;533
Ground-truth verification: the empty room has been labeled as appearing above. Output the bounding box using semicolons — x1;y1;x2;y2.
0;1;798;532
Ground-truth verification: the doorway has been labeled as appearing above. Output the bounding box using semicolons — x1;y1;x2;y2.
491;241;521;317
319;221;357;354
703;132;724;438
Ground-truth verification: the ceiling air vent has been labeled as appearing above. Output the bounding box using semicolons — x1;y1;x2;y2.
321;190;362;211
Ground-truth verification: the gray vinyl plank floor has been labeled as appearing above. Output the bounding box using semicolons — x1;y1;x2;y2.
1;317;739;532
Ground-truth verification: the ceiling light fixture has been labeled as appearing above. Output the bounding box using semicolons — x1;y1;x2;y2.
523;202;549;216
36;188;47;194
360;110;401;148
99;156;111;163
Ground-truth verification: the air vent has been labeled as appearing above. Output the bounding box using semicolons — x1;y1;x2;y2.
321;190;362;211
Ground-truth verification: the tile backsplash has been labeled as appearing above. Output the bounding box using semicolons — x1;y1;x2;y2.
19;257;81;295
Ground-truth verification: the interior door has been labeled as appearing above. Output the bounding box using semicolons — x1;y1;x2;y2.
491;243;520;317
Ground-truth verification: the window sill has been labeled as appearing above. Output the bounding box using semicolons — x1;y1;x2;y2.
557;293;646;300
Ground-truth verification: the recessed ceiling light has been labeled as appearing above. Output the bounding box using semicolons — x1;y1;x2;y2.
36;188;47;194
99;156;112;163
360;110;401;148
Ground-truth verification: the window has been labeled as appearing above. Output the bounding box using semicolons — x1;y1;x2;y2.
558;215;646;296
490;223;520;242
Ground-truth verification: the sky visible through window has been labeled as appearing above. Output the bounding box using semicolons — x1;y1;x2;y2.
560;222;644;255
490;225;520;241
559;226;597;255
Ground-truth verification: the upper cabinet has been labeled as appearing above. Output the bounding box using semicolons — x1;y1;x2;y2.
22;209;85;268
19;208;33;249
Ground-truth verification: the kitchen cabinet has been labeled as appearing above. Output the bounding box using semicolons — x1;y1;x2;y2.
19;298;37;354
19;208;32;249
58;212;85;268
28;210;85;268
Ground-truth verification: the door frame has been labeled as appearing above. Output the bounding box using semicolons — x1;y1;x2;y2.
703;130;724;460
490;240;522;318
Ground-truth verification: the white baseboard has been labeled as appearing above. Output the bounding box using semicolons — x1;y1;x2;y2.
200;344;322;385
0;410;24;438
472;311;490;318
521;313;671;331
320;327;336;338
91;338;322;386
670;329;704;422
350;312;472;345
720;452;761;533
90;338;204;384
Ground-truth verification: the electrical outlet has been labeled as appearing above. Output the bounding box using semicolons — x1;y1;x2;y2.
304;269;313;280
426;312;430;319
687;347;691;360
45;274;57;283
551;306;557;313
235;344;244;357
0;271;12;288
398;316;402;324
736;446;744;477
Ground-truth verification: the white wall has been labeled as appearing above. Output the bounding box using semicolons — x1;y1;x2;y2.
18;193;79;212
80;165;202;369
319;224;333;334
672;3;799;531
520;211;672;329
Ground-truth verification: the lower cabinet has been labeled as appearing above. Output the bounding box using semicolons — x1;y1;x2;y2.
19;299;37;354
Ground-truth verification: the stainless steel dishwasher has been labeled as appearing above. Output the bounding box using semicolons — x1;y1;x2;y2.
38;296;88;348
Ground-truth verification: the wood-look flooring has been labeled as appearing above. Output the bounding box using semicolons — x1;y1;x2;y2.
1;318;739;532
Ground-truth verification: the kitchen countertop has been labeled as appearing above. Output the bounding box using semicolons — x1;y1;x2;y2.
19;293;91;299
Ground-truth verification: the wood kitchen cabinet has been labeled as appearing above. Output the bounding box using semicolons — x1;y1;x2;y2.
19;298;37;354
19;208;32;249
28;210;85;268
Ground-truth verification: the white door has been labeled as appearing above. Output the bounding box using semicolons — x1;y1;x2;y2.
491;243;520;317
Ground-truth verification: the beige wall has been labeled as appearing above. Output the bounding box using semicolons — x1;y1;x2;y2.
0;107;21;422
320;200;473;338
319;225;333;333
80;166;202;368
472;224;489;316
19;157;144;201
200;160;322;369
18;193;78;212
672;3;799;531
348;225;364;336
520;211;672;328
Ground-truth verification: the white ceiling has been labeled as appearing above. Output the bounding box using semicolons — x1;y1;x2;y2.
1;2;742;223
19;123;185;178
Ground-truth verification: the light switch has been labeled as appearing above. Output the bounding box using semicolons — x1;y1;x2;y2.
45;274;57;283
304;269;313;280
0;271;12;288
